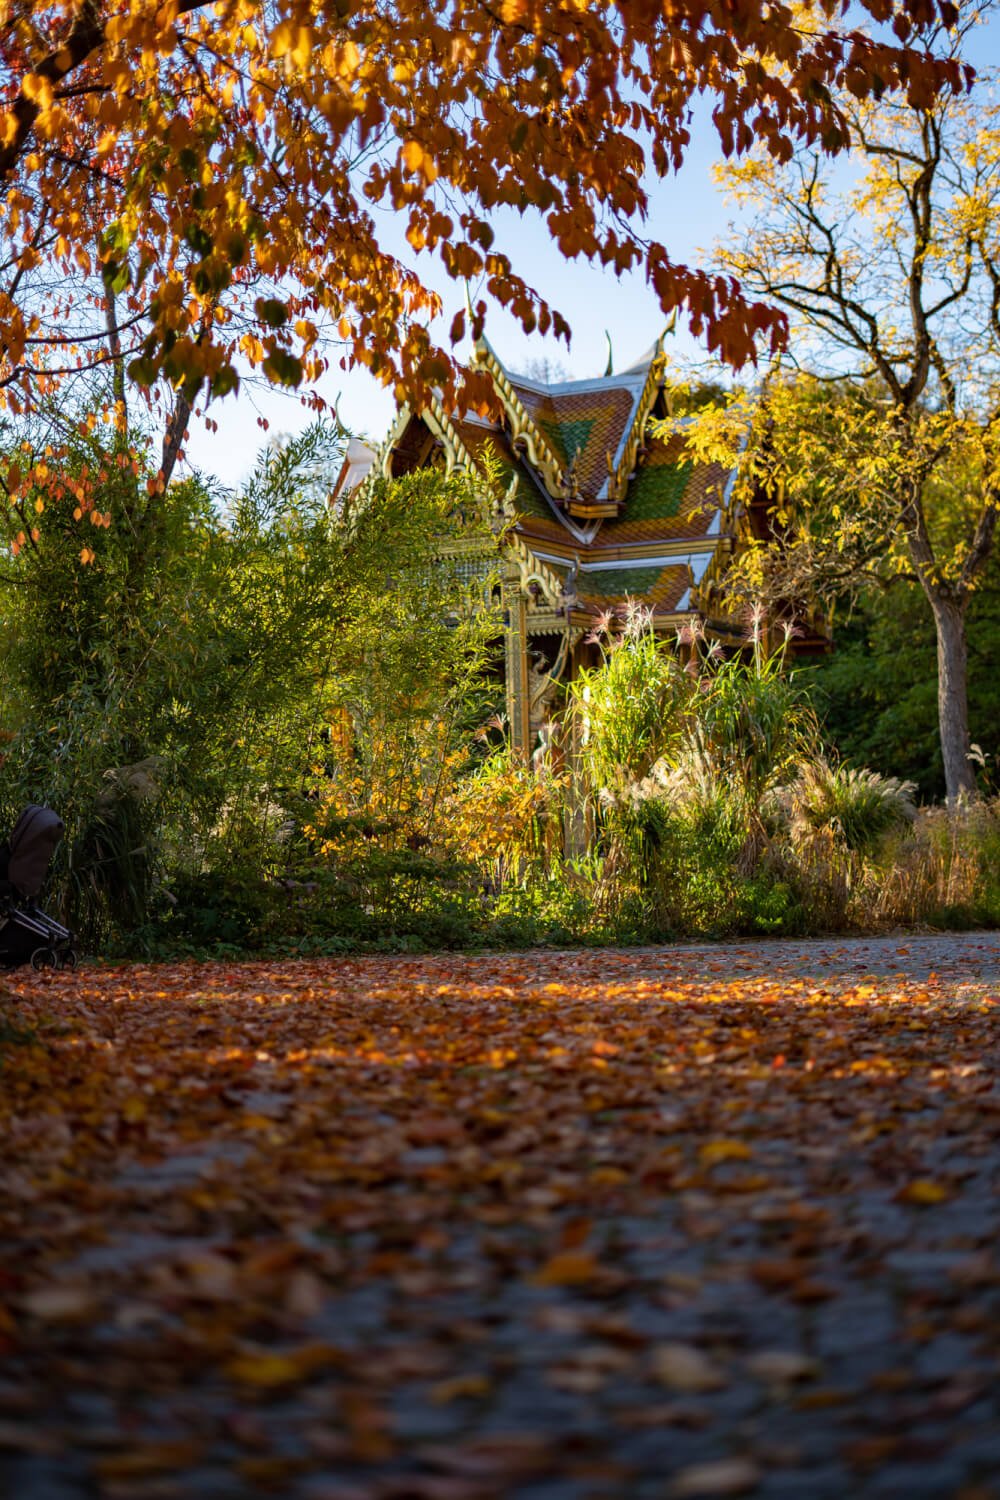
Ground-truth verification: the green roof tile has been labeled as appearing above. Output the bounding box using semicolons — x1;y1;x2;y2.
626;459;693;520
539;416;596;465
581;565;669;597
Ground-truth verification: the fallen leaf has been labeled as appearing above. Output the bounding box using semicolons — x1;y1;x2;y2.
0;1421;61;1454
430;1373;492;1403
21;1285;98;1323
225;1344;341;1389
897;1178;951;1205
531;1250;599;1286
671;1457;761;1496
698;1139;752;1166
746;1350;820;1384
96;1440;204;1479
652;1343;727;1394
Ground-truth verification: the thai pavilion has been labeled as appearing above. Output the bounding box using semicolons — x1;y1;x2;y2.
334;335;830;761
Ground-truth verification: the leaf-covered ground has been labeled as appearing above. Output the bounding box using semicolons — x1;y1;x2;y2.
2;933;1000;1500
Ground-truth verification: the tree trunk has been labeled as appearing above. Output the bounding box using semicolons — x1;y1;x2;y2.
930;592;977;803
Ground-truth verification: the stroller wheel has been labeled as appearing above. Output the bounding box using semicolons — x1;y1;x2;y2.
30;946;57;972
60;948;78;971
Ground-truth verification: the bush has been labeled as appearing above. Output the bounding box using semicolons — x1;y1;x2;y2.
869;800;1000;929
0;419;504;952
775;759;916;856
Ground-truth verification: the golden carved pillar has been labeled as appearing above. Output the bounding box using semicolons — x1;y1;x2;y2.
502;562;531;763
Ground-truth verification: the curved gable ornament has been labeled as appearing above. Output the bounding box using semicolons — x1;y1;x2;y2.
422;399;479;476
377;405;415;483
610;350;667;503
507;531;566;609
471;340;568;501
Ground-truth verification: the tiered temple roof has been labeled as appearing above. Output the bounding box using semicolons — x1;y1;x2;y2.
341;334;752;638
335;337;830;757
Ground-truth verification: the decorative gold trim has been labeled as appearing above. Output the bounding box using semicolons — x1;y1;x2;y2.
525;616;570;637
421;398;479;477
507;531;567;609
519;537;721;566
421;398;523;522
609;351;666;502
369;393;485;492
690;536;734;613
566;501;620;521
363;404;413;488
471;339;568;500
528;625;583;717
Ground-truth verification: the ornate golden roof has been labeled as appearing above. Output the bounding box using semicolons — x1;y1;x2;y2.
342;338;741;631
471;335;669;520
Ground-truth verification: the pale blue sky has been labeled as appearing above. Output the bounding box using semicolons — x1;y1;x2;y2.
182;22;1000;489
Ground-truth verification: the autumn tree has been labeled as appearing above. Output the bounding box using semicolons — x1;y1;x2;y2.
0;0;972;454
704;7;1000;801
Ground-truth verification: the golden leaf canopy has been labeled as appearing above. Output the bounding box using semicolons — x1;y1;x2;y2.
0;0;971;411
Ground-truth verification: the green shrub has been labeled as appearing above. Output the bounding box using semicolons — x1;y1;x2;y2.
777;759;916;856
736;876;807;935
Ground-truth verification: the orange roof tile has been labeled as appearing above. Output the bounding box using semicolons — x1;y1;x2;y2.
507;376;642;503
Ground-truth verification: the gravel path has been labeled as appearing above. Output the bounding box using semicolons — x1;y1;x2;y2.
1;932;999;1499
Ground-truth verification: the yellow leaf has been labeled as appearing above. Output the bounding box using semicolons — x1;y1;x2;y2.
401;139;424;173
269;20;295;57
292;27;314;71
699;1139;752;1166
21;74;53;109
431;1373;492;1403
589;1166;628;1186
271;21;312;67
225;1344;340;1388
898;1178;950;1205
225;1352;306;1388
401;139;437;181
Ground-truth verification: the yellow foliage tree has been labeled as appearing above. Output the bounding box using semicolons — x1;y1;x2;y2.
699;5;1000;801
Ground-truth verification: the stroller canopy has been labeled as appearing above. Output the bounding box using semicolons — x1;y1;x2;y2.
2;805;64;900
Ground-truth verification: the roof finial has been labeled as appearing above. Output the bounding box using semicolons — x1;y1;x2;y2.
656;310;679;354
604;330;614;377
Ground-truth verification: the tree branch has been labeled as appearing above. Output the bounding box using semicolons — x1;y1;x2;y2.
0;0;210;184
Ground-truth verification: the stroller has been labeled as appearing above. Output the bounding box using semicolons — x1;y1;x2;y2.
0;805;77;970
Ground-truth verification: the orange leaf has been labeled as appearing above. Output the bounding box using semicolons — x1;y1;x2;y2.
532;1250;599;1287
